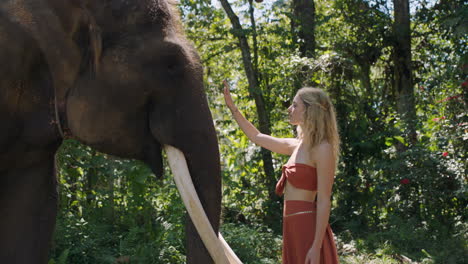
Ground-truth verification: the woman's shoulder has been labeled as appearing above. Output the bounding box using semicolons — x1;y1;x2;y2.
309;141;332;153
317;142;333;151
308;142;334;164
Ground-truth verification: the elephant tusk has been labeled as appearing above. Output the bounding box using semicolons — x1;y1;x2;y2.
219;233;242;264
164;145;242;264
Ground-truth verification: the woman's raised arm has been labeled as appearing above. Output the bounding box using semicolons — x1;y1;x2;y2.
223;80;298;155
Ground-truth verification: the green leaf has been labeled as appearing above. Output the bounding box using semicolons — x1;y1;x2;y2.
394;136;405;144
57;248;70;264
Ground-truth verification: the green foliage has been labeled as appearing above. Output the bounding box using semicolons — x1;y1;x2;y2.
51;140;187;263
220;223;282;264
49;0;467;263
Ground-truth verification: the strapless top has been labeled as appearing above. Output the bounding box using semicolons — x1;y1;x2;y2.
275;163;317;196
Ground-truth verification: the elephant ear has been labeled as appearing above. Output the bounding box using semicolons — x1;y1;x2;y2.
72;7;102;75
0;0;80;105
0;0;102;134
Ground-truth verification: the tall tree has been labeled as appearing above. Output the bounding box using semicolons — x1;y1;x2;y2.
291;0;316;58
393;0;417;145
218;0;276;199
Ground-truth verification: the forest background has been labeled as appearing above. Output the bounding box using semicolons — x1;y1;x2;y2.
48;0;467;263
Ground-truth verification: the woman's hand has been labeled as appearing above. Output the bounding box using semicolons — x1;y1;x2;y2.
304;246;320;264
223;80;237;112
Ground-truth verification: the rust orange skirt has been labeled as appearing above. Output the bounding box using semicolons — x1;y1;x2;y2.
282;200;339;264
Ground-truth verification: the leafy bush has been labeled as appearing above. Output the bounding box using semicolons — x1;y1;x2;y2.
220;223;282;264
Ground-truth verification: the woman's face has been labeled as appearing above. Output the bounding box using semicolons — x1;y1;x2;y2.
288;95;306;125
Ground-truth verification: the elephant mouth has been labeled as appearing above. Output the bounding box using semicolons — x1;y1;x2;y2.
141;100;164;178
143;136;163;178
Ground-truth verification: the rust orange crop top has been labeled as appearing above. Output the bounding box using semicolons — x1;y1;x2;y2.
275;163;317;196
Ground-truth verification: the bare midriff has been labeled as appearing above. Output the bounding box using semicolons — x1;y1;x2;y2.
284;182;317;201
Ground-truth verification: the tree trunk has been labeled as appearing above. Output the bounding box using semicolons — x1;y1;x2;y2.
106;173;115;222
290;0;316;95
359;62;372;100
219;0;276;199
291;0;316;58
248;0;259;74
85;150;97;207
393;0;417;146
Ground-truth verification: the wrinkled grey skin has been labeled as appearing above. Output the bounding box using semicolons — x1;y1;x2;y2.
0;0;221;263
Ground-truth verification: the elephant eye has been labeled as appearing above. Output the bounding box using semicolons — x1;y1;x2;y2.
167;63;176;73
164;60;183;76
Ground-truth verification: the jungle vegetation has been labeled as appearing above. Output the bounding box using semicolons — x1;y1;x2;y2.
49;0;467;263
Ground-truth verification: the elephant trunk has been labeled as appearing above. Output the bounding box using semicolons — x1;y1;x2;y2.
176;120;222;264
148;81;222;263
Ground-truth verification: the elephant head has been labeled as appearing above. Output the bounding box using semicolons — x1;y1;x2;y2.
1;0;222;263
66;1;222;263
0;0;221;263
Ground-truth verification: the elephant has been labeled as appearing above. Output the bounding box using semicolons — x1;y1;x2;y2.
0;0;222;263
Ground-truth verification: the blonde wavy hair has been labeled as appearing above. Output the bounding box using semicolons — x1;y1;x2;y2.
296;87;340;161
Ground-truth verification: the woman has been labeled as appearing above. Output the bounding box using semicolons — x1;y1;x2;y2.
223;80;340;264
